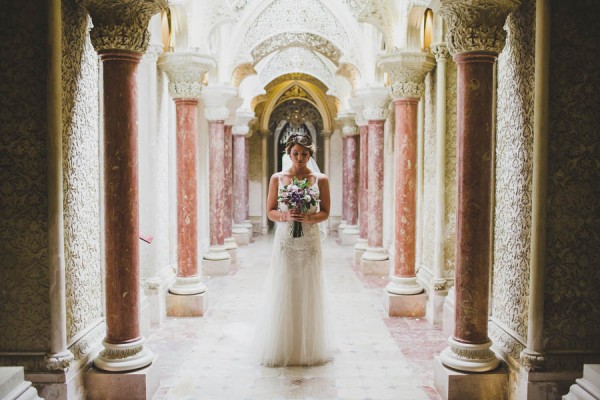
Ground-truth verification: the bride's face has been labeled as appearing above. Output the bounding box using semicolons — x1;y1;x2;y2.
289;144;311;167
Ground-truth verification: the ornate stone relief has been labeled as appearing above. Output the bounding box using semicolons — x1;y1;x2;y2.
85;0;168;53
544;0;600;353
357;0;393;44
378;52;435;99
0;1;51;353
275;85;312;106
430;43;450;62
421;72;437;273
243;0;349;53
62;1;103;348
336;63;360;89
158;53;215;99
252;32;342;64
232;63;257;87
259;47;334;89
439;0;521;55
491;0;534;352
443;59;457;277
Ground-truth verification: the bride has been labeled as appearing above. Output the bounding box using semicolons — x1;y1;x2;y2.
252;131;334;367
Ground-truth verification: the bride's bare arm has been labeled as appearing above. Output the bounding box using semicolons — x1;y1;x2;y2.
267;174;289;222
304;174;330;224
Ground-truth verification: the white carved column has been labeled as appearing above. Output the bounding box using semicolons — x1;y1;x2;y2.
158;52;214;316
260;129;270;235
434;2;522;397
379;51;435;316
84;0;166;387
232;111;255;246
202;85;236;274
356;86;390;276
430;42;451;323
336;112;360;245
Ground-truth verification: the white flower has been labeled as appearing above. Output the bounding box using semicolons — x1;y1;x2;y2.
304;195;311;202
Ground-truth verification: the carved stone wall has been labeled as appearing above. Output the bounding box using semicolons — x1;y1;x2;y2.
0;1;51;353
62;1;103;349
490;0;535;356
420;72;436;275
443;59;457;278
544;0;600;356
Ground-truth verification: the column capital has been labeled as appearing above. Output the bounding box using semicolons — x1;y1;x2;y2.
232;111;255;137
378;51;436;99
85;0;168;54
336;112;359;137
355;86;390;121
202;85;238;121
439;0;521;56
430;42;451;62
348;98;367;127
321;130;333;139
158;52;215;99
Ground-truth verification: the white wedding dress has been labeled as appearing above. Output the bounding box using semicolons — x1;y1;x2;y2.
252;173;334;367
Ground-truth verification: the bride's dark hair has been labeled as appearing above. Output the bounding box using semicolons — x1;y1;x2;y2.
285;132;316;156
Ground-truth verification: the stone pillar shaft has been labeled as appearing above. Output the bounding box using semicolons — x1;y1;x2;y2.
345;135;359;226
101;50;142;345
453;51;496;344
224;125;233;238
342;137;349;223
393;98;419;278
209;120;226;247
233;135;247;224
367;119;385;248
358;125;369;240
175;99;198;278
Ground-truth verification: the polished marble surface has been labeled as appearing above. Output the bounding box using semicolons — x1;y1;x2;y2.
149;234;445;400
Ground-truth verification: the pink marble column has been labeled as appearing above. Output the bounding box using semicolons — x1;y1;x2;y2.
450;51;497;348
233;134;247;226
341;137;349;226
223;125;238;260
357;124;369;244
176;99;199;279
209;120;226;248
366;119;386;250
100;49;144;353
85;0;164;379
345;134;359;226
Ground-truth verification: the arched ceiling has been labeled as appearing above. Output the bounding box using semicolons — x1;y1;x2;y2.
259;47;334;90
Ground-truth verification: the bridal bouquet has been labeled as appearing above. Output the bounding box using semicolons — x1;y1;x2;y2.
278;177;320;237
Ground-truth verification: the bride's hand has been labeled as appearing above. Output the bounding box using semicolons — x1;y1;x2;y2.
289;210;308;223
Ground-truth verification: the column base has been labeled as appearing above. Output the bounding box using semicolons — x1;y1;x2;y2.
434;356;507;400
87;358;159;400
384;291;427;317
166;292;208;317
93;338;154;372
340;225;359;246
169;276;206;295
354;238;367;266
232;224;250;246
361;247;389;276
443;287;456;339
337;221;347;237
361;258;389;276
0;367;41;400
426;289;447;325
224;237;238;264
386;276;424;295
202;245;231;275
440;337;500;372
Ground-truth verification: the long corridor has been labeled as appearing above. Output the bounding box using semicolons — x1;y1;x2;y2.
149;235;446;400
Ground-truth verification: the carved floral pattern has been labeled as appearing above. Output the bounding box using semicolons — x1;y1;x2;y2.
439;0;521;55
421;72;436;274
0;0;51;353
379;52;436;99
243;0;349;53
62;0;104;349
252;32;342;64
544;0;600;353
443;59;457;278
259;47;334;89
86;0;167;53
491;0;534;347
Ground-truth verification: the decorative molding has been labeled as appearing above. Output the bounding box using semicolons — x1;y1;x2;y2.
356;86;389;121
252;32;342;63
243;0;349;55
379;51;436;100
204;107;230;122
439;0;522;55
430;42;450;62
232;63;257;87
158;53;215;99
85;0;168;53
259;47;334;89
443;59;458;278
202;85;237;121
491;0;534;352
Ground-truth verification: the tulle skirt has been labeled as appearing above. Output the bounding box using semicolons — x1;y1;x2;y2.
251;221;334;367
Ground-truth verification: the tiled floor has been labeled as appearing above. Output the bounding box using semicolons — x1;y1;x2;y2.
149;234;445;400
